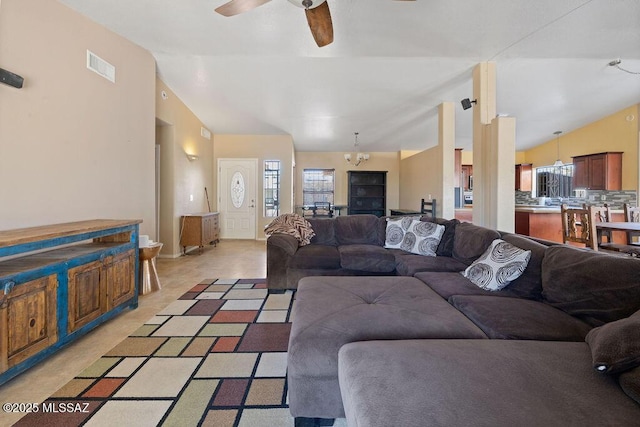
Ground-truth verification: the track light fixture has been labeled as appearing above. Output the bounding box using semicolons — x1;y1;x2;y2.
461;98;477;110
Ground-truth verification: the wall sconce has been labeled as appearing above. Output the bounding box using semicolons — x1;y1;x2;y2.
344;132;370;166
186;153;199;161
461;98;477;110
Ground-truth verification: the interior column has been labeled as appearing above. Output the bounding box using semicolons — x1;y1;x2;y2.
486;116;516;231
439;102;455;219
471;62;496;227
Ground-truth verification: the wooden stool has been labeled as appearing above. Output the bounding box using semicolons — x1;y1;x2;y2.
139;242;163;295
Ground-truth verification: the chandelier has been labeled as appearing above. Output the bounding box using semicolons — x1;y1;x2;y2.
344;132;370;166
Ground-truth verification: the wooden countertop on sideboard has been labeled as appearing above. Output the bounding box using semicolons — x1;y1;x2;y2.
0;219;143;248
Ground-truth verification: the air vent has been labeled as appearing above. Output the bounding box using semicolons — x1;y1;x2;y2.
201;127;211;140
86;50;115;83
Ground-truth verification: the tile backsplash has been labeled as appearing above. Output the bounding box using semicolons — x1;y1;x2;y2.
515;190;637;210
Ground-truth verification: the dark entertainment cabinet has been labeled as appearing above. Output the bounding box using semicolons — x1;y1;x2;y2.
347;171;387;217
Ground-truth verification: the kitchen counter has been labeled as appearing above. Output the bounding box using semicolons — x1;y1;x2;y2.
515;206;560;213
515;205;623;214
515;205;625;242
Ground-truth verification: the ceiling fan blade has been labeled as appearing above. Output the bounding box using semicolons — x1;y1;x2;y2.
215;0;272;17
305;1;333;47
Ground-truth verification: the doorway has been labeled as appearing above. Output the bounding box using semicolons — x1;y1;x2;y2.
218;158;258;239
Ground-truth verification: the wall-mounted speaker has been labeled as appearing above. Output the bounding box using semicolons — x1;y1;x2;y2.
461;98;477;110
0;68;24;89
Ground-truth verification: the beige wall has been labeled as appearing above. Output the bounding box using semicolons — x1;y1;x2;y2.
460;150;473;165
294;152;400;215
214;135;294;237
523;104;639;191
0;0;156;234
155;79;215;256
399;147;445;214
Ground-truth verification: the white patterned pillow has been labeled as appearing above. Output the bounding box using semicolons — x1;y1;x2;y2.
463;239;531;291
384;216;421;249
403;220;445;256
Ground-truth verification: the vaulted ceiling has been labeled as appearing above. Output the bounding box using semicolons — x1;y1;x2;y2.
58;0;640;152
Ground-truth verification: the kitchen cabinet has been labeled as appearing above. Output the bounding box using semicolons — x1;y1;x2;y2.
461;165;473;191
515;164;532;191
0;219;140;385
572;152;622;190
454;149;462;188
515;210;562;242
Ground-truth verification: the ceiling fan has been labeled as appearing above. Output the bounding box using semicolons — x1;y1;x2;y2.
215;0;334;47
215;0;415;48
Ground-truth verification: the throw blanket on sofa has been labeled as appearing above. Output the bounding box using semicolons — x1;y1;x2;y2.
265;213;316;246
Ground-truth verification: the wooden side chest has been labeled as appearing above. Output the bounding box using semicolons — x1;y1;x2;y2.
180;212;220;254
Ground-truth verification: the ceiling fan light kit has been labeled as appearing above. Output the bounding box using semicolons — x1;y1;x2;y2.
287;0;326;9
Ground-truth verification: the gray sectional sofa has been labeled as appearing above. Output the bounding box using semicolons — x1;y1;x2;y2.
267;214;475;291
264;214;640;426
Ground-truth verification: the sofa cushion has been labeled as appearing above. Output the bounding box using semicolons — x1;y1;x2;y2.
335;215;381;246
394;253;468;277
289;244;341;270
449;295;592;341
499;233;547;300
307;218;337;246
384;216;420;249
433;218;459;257
338;340;640;427
619;366;640;405
338;244;396;273
452;222;501;265
462;239;531;291
542;245;640;326
585;311;640;374
288;276;486;418
403;220;444;256
416;271;537;301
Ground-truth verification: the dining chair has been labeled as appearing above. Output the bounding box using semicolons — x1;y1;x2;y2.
592;203;613;246
623;203;640;246
420;198;437;218
561;204;598;250
313;201;334;218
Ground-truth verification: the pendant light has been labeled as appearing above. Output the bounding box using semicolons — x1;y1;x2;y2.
553;131;563;167
344;132;370;166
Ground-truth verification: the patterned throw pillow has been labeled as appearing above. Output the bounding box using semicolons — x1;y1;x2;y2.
403;220;445;256
463;239;531;291
384;216;421;249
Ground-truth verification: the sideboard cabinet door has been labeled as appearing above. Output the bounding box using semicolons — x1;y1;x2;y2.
106;249;136;309
0;275;58;372
68;260;107;333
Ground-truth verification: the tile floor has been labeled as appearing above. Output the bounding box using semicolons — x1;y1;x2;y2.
0;240;348;427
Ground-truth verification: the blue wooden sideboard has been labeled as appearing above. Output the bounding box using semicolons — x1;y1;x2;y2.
0;219;141;385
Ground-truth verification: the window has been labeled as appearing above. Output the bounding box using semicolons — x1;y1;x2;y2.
535;164;574;198
264;160;280;217
302;169;335;205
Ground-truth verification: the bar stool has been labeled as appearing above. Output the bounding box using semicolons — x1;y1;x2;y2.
139;242;163;295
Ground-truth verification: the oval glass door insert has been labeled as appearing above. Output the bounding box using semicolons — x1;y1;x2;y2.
231;171;245;208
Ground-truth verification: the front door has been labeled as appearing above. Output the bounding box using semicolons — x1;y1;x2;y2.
218;158;257;239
